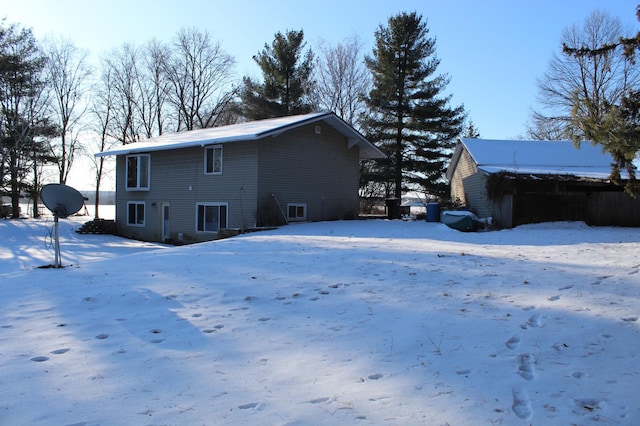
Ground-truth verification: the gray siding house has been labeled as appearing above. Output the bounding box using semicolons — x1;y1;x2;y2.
96;112;385;243
446;138;640;228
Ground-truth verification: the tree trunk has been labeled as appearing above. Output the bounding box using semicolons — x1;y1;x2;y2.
93;156;104;219
10;152;20;219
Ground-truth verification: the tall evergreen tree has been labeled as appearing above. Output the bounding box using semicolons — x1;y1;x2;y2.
364;12;464;204
240;29;315;119
0;21;50;218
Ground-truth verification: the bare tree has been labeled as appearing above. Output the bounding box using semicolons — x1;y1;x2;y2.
42;36;92;184
164;28;236;130
87;66;119;219
142;38;171;136
315;35;370;127
102;44;143;144
531;10;640;140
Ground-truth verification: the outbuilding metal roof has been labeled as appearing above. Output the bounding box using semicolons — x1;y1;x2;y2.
447;138;624;180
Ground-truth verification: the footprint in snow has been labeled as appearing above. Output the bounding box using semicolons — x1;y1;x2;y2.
572;371;589;379
621;316;638;322
512;387;532;419
95;333;109;340
505;336;520;350
548;295;560;301
573;398;605;415
518;353;536;381
522;313;542;329
307;397;330;404
50;348;69;355
368;373;383;380
238;402;260;410
31;356;49;362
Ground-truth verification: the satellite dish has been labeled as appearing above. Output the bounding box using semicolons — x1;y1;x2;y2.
41;184;85;218
40;184;86;268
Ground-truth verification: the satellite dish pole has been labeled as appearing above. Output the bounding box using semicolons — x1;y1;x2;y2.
52;204;67;268
54;213;60;268
40;184;85;269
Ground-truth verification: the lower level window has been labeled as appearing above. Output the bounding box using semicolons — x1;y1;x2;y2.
127;202;145;226
287;203;306;221
196;202;228;232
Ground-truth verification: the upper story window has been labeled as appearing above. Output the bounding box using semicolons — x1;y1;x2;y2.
126;154;150;190
204;145;223;175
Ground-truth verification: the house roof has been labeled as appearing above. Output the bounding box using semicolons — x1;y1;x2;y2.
95;112;385;160
446;138;623;180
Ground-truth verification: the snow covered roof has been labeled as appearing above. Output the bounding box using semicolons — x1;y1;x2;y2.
95;112;385;160
447;138;622;180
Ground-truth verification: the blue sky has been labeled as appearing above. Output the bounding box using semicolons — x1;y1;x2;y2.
2;0;639;139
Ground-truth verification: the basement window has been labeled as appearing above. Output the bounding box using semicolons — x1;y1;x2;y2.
287;203;306;221
127;201;145;226
196;202;228;232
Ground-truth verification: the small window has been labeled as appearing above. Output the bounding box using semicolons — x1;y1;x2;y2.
127;202;145;226
287;203;306;221
204;145;223;175
196;202;228;233
126;154;150;190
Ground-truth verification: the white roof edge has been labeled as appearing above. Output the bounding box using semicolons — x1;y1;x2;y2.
95;112;385;160
94;134;260;157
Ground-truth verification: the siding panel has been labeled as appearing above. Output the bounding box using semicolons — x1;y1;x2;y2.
257;123;360;224
450;149;478;205
461;172;492;217
115;142;258;243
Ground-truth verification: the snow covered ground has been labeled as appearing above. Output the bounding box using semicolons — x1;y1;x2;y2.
0;217;638;425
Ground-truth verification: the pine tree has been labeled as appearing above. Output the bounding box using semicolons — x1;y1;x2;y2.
462;119;480;138
0;22;49;218
240;30;315;119
364;12;464;203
